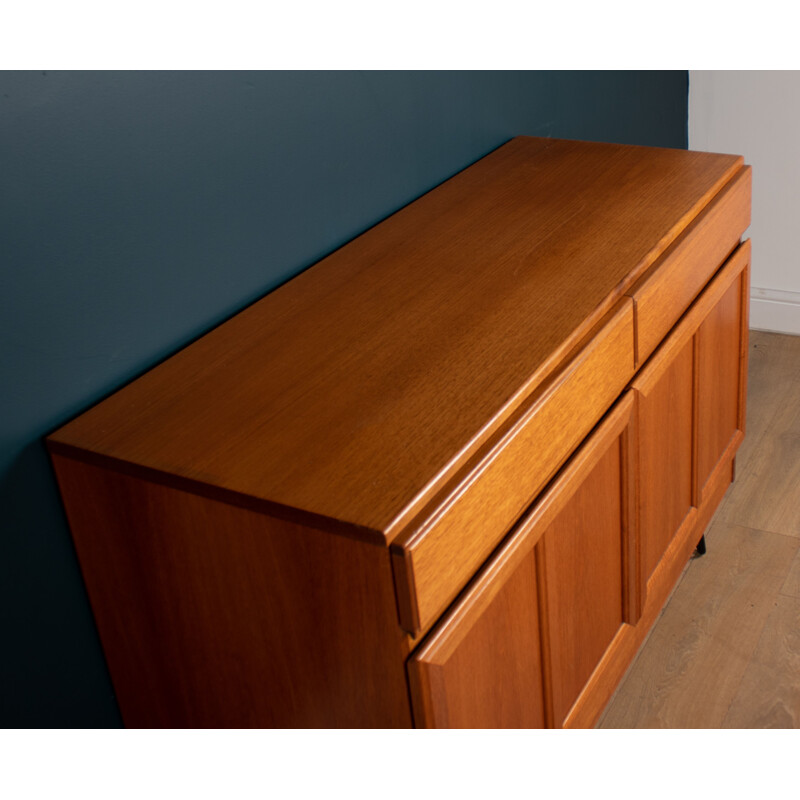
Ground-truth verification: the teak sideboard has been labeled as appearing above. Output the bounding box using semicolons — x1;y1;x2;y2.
48;137;752;728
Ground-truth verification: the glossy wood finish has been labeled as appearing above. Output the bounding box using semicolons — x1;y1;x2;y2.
537;396;637;727
595;249;752;728
563;245;750;728
392;300;634;634
630;240;749;576
51;455;412;728
634;337;694;582
627;166;751;366
696;269;746;501
603;332;800;728
409;392;636;728
47;138;752;728
408;553;546;728
49;138;744;545
593;453;737;727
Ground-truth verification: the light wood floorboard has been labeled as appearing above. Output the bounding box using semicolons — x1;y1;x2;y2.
731;331;800;473
721;595;800;728
599;330;800;728
780;549;800;599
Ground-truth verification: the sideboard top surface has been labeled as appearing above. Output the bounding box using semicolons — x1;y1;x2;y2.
49;137;744;541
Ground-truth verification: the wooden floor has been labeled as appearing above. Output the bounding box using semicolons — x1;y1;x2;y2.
599;329;800;728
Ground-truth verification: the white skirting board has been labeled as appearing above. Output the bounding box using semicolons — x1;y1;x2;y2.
750;287;800;336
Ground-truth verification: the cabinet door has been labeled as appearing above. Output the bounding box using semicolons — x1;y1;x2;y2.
695;256;748;501
408;392;637;728
633;335;695;583
633;241;749;586
408;546;546;728
536;393;639;728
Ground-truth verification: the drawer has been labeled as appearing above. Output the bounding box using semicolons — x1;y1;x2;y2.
391;298;635;635
408;390;638;728
628;165;751;366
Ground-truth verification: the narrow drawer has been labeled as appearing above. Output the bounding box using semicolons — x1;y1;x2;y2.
391;298;635;635
628;165;751;366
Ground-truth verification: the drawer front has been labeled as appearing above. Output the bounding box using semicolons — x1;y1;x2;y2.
392;299;635;635
629;165;751;366
408;391;637;728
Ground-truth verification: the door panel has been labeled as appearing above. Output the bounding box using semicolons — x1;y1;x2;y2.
408;550;545;728
408;392;641;727
408;393;638;728
537;435;630;728
633;240;749;586
636;338;695;582
696;274;745;500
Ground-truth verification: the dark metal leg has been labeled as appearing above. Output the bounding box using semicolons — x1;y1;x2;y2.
694;534;707;557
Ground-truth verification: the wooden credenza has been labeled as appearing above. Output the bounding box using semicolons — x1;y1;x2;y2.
48;137;752;728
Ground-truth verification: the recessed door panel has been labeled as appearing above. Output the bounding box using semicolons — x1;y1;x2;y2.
696;275;744;498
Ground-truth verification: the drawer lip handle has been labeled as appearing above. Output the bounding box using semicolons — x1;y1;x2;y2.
410;389;636;667
391;298;636;635
627;165;751;367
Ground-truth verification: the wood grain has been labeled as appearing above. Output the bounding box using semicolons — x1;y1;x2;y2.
634;336;694;582
595;249;751;728
721;594;800;728
626;237;749;518
599;523;797;728
408;392;635;728
734;331;800;473
592;449;733;728
539;445;623;727
538;424;629;727
408;553;546;728
392;299;634;634
738;257;751;435
722;426;800;538
620;396;643;626
780;549;800;599
573;245;751;727
45;137;752;729
599;332;800;729
50;454;413;728
696;273;744;501
720;329;800;537
628;166;751;365
48;138;744;542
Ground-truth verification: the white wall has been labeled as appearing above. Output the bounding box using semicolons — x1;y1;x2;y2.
689;71;800;334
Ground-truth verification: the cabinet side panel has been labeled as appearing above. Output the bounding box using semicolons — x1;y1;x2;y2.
51;454;412;728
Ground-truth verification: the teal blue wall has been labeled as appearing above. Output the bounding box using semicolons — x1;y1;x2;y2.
0;70;688;726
